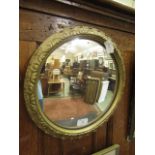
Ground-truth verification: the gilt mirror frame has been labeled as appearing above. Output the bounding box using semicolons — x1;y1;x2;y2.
24;26;125;138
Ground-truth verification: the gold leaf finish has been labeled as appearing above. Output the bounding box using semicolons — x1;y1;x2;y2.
24;26;125;138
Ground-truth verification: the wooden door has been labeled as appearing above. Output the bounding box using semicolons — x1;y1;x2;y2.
19;1;135;155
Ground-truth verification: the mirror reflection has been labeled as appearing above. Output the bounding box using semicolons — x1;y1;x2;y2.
37;38;117;128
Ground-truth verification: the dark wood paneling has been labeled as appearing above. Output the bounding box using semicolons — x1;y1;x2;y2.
19;41;37;78
61;135;93;155
19;1;135;154
19;41;43;155
43;134;61;155
19;9;74;42
109;51;135;155
20;0;134;33
20;9;135;51
57;0;135;17
106;117;114;146
93;124;107;151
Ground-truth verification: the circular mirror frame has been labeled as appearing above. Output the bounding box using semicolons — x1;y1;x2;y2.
24;26;125;138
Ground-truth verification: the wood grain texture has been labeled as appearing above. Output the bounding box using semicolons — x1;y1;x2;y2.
20;0;134;33
19;41;42;155
20;9;135;49
19;1;135;154
93;124;107;152
58;0;135;17
110;51;135;155
42;134;61;155
61;135;93;155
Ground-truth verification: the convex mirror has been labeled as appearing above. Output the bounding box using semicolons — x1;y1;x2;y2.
24;26;125;138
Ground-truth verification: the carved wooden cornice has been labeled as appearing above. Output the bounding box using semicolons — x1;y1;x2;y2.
20;0;135;34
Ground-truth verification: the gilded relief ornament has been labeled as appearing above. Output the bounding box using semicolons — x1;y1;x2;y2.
24;26;125;138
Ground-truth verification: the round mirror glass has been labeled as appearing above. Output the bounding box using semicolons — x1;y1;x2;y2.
37;38;117;128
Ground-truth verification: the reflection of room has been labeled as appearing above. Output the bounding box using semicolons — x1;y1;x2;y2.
38;39;117;127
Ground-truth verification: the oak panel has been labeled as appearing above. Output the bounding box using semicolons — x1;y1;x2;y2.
20;0;134;33
19;41;42;155
61;135;93;155
111;51;135;155
19;1;135;154
20;9;135;51
93;124;107;152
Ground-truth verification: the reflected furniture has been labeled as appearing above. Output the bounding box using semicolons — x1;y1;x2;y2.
48;79;65;96
84;77;101;104
51;69;61;81
63;66;72;76
90;70;104;80
70;71;85;94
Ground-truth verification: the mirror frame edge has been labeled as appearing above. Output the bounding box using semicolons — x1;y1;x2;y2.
24;26;125;138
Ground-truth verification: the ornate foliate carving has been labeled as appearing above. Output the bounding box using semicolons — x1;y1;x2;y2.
24;26;125;138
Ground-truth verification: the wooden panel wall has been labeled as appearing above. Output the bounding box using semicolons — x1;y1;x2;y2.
19;1;135;155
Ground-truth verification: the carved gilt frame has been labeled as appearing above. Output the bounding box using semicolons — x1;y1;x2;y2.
24;26;125;138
